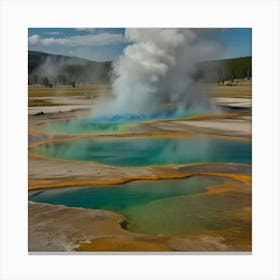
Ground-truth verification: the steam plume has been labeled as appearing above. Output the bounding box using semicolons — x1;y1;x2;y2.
93;28;224;122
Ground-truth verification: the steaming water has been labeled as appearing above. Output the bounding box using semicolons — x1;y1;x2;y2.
36;117;129;135
92;29;224;119
36;111;200;135
31;137;251;166
29;175;242;235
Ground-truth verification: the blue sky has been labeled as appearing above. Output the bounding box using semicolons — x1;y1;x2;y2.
215;28;252;59
28;28;251;62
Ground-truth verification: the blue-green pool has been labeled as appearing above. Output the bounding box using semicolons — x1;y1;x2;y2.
36;118;129;135
31;137;251;166
35;112;199;135
29;175;246;235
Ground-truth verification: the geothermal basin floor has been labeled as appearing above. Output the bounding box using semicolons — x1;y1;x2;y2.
28;85;252;252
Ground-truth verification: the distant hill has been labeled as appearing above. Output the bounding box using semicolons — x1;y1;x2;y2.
197;56;252;83
28;51;251;86
28;51;112;85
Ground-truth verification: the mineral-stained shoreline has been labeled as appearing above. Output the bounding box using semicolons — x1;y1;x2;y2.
29;175;251;252
28;93;252;252
28;104;251;191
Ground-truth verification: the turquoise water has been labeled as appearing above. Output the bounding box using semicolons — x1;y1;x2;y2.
31;137;251;166
37;118;129;135
29;175;237;235
36;113;199;135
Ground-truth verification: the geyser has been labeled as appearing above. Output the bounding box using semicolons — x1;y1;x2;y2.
93;28;224;122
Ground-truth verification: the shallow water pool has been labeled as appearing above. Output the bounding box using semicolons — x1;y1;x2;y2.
35;112;199;135
31;137;251;166
36;118;130;135
29;175;244;235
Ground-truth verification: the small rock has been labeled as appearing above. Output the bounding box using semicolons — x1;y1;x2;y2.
34;111;45;116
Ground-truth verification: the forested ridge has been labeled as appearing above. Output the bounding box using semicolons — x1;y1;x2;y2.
28;50;251;86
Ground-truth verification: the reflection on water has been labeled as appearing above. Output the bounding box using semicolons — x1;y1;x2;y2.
29;176;236;235
32;137;251;166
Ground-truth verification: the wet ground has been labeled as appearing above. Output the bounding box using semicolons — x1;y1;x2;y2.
28;82;252;252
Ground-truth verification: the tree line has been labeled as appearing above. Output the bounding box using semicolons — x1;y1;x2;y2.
196;56;252;83
28;51;112;86
28;51;251;86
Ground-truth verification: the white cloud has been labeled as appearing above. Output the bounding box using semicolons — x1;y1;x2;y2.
28;34;40;45
28;32;125;47
40;37;54;46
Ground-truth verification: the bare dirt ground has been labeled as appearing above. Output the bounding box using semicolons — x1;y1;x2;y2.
28;84;111;114
28;81;252;252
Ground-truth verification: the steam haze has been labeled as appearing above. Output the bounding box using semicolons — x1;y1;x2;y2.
93;28;225;121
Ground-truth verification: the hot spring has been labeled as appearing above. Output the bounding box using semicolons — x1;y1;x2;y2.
31;136;251;166
29;175;250;236
35;117;131;135
35;110;201;135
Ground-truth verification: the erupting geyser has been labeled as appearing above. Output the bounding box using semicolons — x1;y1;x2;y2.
93;28;224;122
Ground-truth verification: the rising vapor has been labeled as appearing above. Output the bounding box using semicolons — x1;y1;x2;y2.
94;28;225;122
